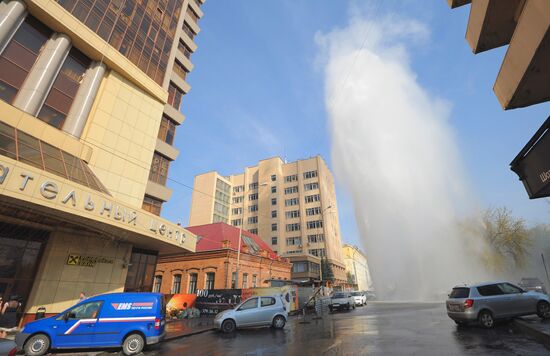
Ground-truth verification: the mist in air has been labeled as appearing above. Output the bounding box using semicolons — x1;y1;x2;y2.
316;12;489;300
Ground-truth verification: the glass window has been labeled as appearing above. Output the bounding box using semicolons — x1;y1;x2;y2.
153;275;162;293
206;272;215;290
62;301;103;320
188;273;197;294
449;288;470;299
271;223;277;231
149;153;171;185
271;198;277;205
167;82;183;110
271;186;276;193
271;174;276;181
261;297;276;307
242;273;248;289
158;115;176;145
477;284;503;296
231;272;237;289
499;283;522;294
172;274;182;294
271;237;277;245
252;275;257;288
0;122;17;160
271;210;277;218
239;297;258;311
142;196;163;216
17;131;43;169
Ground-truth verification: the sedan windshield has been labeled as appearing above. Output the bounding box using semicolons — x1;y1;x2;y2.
351;292;361;296
333;293;346;298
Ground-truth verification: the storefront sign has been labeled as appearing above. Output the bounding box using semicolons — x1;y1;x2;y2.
0;159;195;251
511;116;550;199
66;254;114;267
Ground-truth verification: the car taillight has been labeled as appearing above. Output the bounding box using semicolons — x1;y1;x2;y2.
464;299;474;309
155;318;161;330
8;347;17;356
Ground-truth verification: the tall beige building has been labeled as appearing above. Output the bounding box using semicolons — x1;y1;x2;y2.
189;156;347;284
342;244;373;292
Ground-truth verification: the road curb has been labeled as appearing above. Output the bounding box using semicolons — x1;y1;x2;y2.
513;318;550;346
163;327;216;342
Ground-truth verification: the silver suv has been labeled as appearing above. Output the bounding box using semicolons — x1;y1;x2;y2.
446;281;550;328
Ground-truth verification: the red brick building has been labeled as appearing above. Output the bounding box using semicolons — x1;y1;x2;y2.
155;223;291;294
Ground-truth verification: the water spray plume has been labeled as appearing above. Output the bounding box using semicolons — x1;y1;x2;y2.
317;14;489;300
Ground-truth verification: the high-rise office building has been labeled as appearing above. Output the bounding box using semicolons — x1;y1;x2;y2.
0;0;203;324
189;156;347;284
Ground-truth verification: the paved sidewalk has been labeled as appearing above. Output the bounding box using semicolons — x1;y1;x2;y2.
513;316;550;346
164;316;216;340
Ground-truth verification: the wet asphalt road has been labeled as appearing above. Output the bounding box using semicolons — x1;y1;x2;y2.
46;302;550;356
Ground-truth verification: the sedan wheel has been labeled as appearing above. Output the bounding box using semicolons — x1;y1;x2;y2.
537;301;550;319
272;315;286;329
478;311;494;329
222;319;236;333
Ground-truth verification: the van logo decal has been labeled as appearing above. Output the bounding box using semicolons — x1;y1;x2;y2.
111;302;153;310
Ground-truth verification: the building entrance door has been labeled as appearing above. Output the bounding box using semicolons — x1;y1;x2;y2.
0;222;49;323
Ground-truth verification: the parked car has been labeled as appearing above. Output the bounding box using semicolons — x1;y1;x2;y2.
446;281;550;328
0;337;17;356
214;295;288;333
16;293;166;356
351;291;367;306
329;292;355;312
518;277;547;294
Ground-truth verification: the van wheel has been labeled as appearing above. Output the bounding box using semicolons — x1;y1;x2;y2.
122;333;145;355
537;301;550;319
478;310;494;329
272;315;286;329
222;319;236;333
24;333;50;356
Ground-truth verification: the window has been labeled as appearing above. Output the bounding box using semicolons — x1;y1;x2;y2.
213;214;228;223
248;205;258;212
308;234;324;243
284;174;298;183
249;228;258;235
271;223;278;231
242;273;248;289
304;182;319;191
271;237;278;245
248;216;258;224
285;249;303;255
285;198;299;207
306;207;321;216
231;219;242;227
60;301;102;320
206;272;215;290
188;273;198;294
143;196;163;216
253;275;257;288
286;237;301;245
286;223;300;232
249;182;258;190
239;297;258;310
271;198;277;205
0;17;51;104
477;284;503;297
304;170;318;179
499;283;522;294
167;82;183;110
233;185;244;193
285;210;300;219
178;39;193;59
182;21;196;39
271;186;277;193
38;48;90;129
158;115;177;145
232;207;243;215
261;297;276;307
309;248;326;257
186;6;200;23
307;220;323;229
292;262;307;273
231;272;237;289
149;153;170;185
172;274;182;294
153;275;162;293
214;202;229;215
271;174;277;181
271;210;277;218
284;186;299;194
305;194;320;203
233;196;243;204
249;193;258;201
173;60;188;80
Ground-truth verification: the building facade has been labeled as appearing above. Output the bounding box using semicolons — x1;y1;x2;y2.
0;0;203;324
189;156;347;284
342;244;373;292
156;222;292;293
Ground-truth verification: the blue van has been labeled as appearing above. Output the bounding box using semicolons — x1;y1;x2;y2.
15;293;166;356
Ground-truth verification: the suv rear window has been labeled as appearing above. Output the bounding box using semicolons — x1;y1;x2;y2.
449;287;470;298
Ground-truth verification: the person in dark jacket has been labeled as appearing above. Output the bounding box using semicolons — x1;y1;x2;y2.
0;296;20;338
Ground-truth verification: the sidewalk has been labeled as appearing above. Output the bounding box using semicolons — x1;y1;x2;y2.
513;316;550;346
164;316;216;341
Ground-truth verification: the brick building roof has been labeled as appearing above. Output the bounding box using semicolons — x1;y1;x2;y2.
186;222;278;260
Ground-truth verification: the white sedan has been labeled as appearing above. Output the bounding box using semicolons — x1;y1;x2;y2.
351;291;367;306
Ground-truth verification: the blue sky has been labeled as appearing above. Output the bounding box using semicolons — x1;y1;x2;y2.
162;0;550;247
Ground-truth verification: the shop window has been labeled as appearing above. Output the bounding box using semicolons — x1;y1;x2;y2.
142;195;163;216
0;16;51;104
188;273;197;294
205;272;215;290
149;152;171;185
153;275;162;293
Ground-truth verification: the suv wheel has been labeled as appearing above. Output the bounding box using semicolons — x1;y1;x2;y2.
122;333;144;355
478;310;494;329
24;334;50;356
272;315;286;329
222;319;236;333
537;301;550;319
